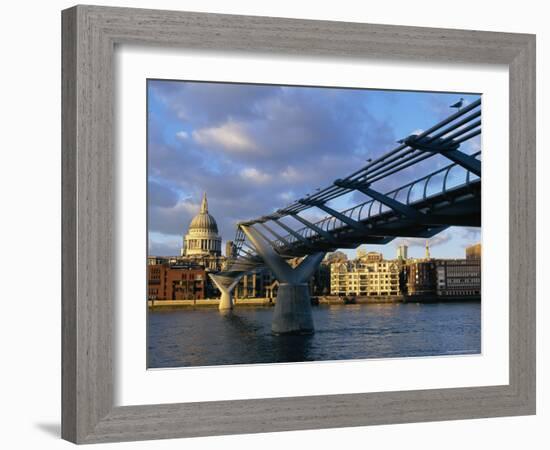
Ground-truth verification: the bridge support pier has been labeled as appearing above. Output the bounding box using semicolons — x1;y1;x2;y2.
209;273;244;311
272;282;314;335
241;225;325;335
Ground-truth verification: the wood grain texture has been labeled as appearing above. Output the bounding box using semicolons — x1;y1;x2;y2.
508;36;536;409
61;7;77;443
61;4;536;444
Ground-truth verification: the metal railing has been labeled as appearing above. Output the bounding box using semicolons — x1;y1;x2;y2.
271;152;481;247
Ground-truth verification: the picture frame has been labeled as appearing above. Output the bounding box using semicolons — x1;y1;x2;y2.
61;4;536;444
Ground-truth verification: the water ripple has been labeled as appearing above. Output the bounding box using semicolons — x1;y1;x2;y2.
148;302;481;368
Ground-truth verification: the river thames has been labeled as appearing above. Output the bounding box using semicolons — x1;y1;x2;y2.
147;302;480;368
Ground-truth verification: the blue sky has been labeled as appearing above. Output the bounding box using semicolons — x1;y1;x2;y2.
147;80;481;259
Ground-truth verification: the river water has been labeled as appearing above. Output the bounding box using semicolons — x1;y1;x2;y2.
147;302;480;368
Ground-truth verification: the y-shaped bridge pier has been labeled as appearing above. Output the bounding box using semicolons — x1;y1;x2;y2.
242;225;324;334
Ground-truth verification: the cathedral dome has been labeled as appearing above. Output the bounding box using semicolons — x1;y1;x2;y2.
182;193;222;258
188;193;218;233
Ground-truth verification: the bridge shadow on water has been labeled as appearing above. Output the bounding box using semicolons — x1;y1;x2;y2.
220;310;315;364
270;333;315;363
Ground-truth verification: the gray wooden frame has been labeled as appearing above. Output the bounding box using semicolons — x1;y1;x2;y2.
62;4;536;444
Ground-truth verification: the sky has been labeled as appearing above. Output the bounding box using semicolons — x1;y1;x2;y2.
147;80;481;260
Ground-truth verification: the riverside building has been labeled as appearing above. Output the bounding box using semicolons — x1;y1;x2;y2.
435;258;481;297
405;260;437;296
330;252;401;296
404;243;481;298
147;263;207;301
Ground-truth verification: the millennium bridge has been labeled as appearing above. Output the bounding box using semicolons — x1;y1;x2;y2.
210;98;482;335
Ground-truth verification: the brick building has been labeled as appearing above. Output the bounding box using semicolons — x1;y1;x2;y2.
405;260;437;296
147;264;207;301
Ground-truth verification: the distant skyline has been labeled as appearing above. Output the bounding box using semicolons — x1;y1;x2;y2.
147;80;481;259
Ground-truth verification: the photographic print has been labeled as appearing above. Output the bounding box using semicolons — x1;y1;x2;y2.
146;80;482;369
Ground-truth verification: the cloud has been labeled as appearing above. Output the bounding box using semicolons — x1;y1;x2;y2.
175;131;189;140
240;167;271;184
280;166;301;183
193;121;259;153
148;200;198;237
148;180;179;208
459;227;481;242
148;238;183;257
393;232;452;249
150;80;279;126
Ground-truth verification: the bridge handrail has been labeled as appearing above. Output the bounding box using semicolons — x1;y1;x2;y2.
276;99;482;217
271;152;481;247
